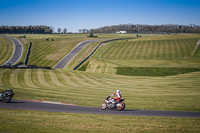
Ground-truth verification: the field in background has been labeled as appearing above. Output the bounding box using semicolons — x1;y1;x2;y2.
78;34;200;75
8;34;136;67
0;36;14;65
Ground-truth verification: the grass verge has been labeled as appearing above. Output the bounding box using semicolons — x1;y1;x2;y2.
0;108;200;133
78;61;89;71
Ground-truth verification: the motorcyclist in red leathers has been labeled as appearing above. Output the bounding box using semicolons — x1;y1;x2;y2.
109;90;122;103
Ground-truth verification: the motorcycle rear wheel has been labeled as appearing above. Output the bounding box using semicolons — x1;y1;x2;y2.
3;96;11;103
116;102;125;110
101;102;107;110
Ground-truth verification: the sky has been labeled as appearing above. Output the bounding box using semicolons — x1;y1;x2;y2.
0;0;200;33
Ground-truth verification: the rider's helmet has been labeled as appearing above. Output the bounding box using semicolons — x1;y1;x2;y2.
116;90;120;93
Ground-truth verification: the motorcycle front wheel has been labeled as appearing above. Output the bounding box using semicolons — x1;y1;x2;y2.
3;96;11;103
101;102;107;110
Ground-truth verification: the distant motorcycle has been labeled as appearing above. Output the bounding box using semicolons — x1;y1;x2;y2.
0;89;14;103
101;96;125;110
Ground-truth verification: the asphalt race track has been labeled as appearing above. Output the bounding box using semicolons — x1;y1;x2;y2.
3;36;23;65
53;40;103;69
0;99;200;118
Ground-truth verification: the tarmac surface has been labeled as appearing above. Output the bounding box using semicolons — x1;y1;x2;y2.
53;40;103;69
3;36;23;65
1;99;200;118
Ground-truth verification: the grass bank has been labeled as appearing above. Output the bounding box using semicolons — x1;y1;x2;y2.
84;34;200;74
0;109;200;133
0;36;14;65
0;69;200;111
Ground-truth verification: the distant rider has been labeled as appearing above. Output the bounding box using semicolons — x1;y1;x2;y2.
0;91;2;99
109;90;122;103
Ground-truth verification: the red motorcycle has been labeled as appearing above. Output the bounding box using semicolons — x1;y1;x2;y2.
101;96;125;110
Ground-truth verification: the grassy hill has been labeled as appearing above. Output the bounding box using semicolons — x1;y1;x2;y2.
0;68;200;111
78;34;200;75
0;36;14;65
0;34;200;132
8;34;136;67
0;33;199;111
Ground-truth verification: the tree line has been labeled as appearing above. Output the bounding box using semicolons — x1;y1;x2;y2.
0;25;53;34
90;24;200;33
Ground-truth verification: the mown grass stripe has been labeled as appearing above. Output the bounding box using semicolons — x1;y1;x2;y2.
85;74;113;86
131;41;140;59
184;39;192;55
142;40;149;59
24;70;38;88
124;41;133;58
61;71;80;87
9;70;21;88
31;44;51;65
127;42;134;58
68;72;94;86
74;72;98;86
145;40;151;59
43;70;57;87
180;39;189;57
0;37;7;64
30;70;45;87
2;69;13;87
135;41;144;59
88;72;129;85
63;71;83;86
161;40;167;59
166;40;172;59
157;41;162;59
107;42;120;59
184;39;194;55
118;42;129;59
175;40;182;57
54;71;74;86
80;72;108;86
49;71;66;87
0;37;13;65
173;40;180;58
121;42;131;59
35;45;53;66
0;69;9;86
18;70;29;87
150;40;156;59
153;40;159;59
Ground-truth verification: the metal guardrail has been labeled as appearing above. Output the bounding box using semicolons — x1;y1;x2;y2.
24;42;32;65
73;37;135;70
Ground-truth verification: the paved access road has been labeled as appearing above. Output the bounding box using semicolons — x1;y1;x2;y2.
1;99;200;118
3;36;23;65
53;40;103;69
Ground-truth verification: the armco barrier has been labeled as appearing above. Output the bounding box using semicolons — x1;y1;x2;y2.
73;37;135;70
24;42;32;65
